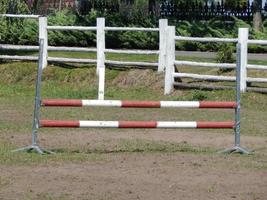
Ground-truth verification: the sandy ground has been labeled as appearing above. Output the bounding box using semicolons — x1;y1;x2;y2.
1;128;267;200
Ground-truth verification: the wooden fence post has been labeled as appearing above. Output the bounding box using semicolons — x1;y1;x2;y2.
164;26;176;95
238;28;248;92
38;17;48;69
97;18;105;100
158;19;168;72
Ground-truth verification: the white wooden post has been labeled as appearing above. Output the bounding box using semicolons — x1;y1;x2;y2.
97;18;105;75
98;67;105;100
238;28;248;92
38;17;48;69
158;19;168;72
164;26;176;95
97;18;105;100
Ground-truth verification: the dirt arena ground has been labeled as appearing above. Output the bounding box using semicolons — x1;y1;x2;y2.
1;126;267;200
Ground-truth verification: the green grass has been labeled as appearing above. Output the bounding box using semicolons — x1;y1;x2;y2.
0;53;267;168
0;142;106;166
0;59;266;136
0;138;213;166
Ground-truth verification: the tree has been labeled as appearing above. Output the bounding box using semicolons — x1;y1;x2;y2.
252;0;263;31
0;0;29;14
148;0;156;14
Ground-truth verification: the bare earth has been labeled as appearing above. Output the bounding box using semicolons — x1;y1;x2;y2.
1;128;267;200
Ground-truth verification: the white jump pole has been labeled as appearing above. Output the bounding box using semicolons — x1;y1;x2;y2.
164;26;176;95
39;17;48;69
238;28;248;93
97;18;105;75
158;19;168;72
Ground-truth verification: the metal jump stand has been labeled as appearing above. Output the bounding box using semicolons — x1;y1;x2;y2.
14;39;54;154
222;43;250;154
14;41;250;154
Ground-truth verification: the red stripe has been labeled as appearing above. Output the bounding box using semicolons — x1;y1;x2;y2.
197;122;235;129
40;120;80;128
119;121;157;128
42;99;83;107
199;101;237;109
121;101;161;108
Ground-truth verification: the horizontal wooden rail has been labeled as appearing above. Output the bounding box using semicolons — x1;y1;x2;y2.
173;73;236;82
105;27;159;32
0;14;40;18
175;61;236;69
175;36;238;43
105;60;158;67
248;40;267;45
47;26;97;31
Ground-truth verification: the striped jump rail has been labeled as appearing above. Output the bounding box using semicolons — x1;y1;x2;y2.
40;99;236;130
40;120;235;129
41;99;237;109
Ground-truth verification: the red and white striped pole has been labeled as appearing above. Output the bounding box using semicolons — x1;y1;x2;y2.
41;99;237;109
40;120;235;129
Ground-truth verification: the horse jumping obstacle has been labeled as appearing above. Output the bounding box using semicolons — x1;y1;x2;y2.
14;39;249;155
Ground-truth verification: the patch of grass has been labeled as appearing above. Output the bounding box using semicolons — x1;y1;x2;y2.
23;192;70;200
77;139;216;153
1;61;267;137
248;59;267;66
0;139;215;166
0;142;105;166
96;139;215;154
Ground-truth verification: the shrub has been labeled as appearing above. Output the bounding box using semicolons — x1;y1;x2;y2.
216;44;235;73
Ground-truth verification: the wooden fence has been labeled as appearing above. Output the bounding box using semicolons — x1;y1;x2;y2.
0;14;267;96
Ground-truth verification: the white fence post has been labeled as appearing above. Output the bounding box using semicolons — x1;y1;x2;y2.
158;19;168;72
97;18;105;75
164;26;176;95
98;67;105;100
238;28;248;92
38;17;48;69
97;18;105;100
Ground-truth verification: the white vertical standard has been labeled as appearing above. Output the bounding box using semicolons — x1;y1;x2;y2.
158;19;168;72
97;18;105;75
164;26;176;95
39;17;48;69
238;28;248;92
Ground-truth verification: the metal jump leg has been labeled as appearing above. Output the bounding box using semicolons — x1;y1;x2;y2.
222;43;250;154
13;39;54;154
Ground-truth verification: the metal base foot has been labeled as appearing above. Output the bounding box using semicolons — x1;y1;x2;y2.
13;145;55;154
219;146;250;154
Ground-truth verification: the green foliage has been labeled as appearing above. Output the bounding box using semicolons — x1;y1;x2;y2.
48;10;96;47
216;44;235;63
225;0;247;8
1;9;267;52
0;0;32;44
216;44;235;73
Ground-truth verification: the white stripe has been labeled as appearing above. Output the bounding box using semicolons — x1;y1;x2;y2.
79;121;119;128
82;100;122;107
157;122;197;128
160;101;200;108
